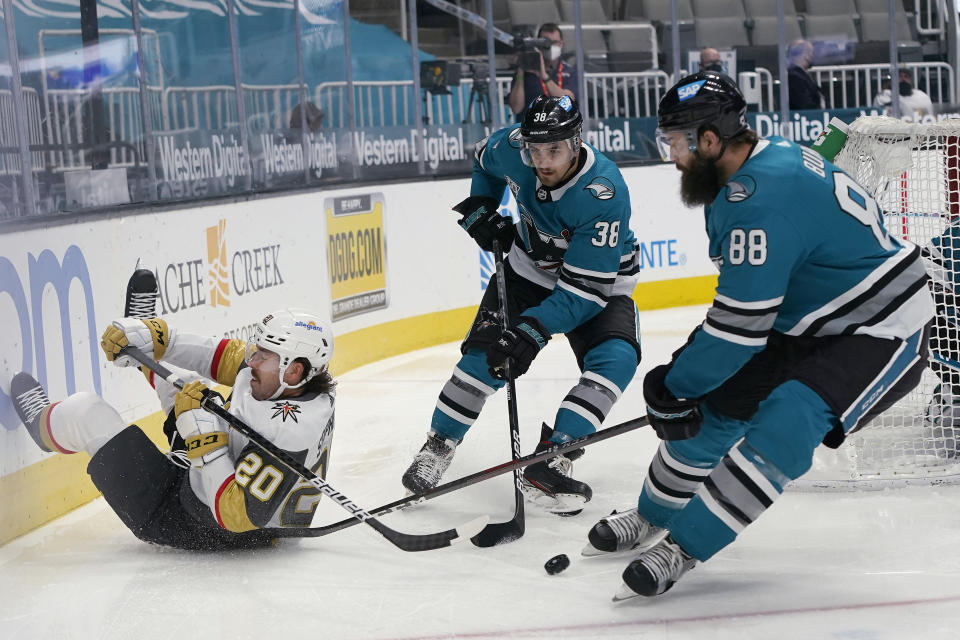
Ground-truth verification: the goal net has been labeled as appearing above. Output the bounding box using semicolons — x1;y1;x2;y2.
793;114;960;490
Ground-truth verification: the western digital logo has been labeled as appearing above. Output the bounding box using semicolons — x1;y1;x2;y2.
677;80;706;101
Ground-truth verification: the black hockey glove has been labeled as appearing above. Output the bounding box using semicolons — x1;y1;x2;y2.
643;364;702;440
486;316;550;380
453;195;515;253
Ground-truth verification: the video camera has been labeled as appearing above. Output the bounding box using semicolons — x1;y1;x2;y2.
419;59;490;95
514;35;554;72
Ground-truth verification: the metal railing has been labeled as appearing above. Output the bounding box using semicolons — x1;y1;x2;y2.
811;61;955;110
583;70;671;118
0;88;44;175
915;0;946;36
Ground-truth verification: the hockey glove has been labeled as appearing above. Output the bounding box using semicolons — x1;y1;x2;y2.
174;381;229;468
453;195;515;253
643;364;702;440
100;317;171;367
486;316;550;380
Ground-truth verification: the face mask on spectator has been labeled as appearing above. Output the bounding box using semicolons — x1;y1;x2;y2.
550;44;562;61
899;80;913;96
704;61;723;73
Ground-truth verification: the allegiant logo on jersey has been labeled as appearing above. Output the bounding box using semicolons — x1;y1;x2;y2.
155;219;284;315
0;246;101;433
677;80;707;101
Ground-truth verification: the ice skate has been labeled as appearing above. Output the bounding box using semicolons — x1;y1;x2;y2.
10;372;53;452
582;508;666;557
613;535;697;601
521;425;592;516
401;431;458;495
124;266;158;318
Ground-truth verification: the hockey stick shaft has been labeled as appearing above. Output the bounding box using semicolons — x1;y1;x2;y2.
121;347;486;551
271;414;649;538
471;239;524;546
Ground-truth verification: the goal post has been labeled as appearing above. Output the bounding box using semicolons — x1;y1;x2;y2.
792;114;960;490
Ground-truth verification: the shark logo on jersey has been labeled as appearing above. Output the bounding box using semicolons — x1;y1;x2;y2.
677;80;707;101
726;176;757;203
584;177;615;200
508;128;524;148
505;175;520;199
518;206;569;269
271;401;302;423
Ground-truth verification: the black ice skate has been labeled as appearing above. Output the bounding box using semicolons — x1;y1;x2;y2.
613;535;697;601
10;372;53;452
520;424;592;516
124;266;158;318
402;431;458;494
583;508;667;557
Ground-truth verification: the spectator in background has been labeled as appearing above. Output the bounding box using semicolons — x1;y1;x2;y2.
699;48;723;73
875;69;935;118
289;102;324;132
508;23;579;121
786;40;825;110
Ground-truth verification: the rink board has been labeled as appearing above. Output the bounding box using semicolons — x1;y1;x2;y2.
0;163;716;545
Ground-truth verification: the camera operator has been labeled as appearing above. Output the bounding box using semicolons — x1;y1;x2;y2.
508;23;579;121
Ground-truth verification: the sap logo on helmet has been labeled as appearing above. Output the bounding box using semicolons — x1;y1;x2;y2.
558;96;573;111
584;177;616;200
725;175;757;202
295;320;324;332
677;80;707;102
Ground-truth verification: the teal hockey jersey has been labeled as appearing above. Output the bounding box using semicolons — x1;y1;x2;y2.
666;136;934;399
471;124;639;335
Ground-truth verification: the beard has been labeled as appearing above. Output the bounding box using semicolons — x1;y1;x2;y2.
679;151;723;207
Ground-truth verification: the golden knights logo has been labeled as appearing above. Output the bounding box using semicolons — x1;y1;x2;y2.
271;401;302;423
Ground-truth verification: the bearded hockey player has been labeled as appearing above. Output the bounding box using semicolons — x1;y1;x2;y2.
10;272;336;550
401;95;643;515
585;71;934;599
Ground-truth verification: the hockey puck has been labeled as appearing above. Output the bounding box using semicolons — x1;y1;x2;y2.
544;553;570;575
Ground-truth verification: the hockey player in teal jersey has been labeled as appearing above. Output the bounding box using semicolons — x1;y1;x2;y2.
401;95;643;515
583;72;935;599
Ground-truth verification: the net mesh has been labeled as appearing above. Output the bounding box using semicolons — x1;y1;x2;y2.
794;115;960;490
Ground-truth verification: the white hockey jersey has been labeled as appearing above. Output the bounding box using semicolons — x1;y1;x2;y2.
162;333;335;532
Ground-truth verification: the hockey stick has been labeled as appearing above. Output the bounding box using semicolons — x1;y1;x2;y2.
471;239;526;547
120;347;487;552
269;414;649;538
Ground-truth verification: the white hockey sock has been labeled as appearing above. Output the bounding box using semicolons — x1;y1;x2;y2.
49;392;129;456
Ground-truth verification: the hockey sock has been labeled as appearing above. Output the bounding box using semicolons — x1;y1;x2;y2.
430;350;502;441
636;404;745;528
48;392;130;456
553;339;636;440
666;381;834;560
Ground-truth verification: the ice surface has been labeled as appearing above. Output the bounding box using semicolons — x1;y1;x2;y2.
2;305;960;639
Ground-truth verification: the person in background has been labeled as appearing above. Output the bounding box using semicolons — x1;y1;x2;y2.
508;23;579;121
699;48;723;73
875;69;935;118
787;39;825;110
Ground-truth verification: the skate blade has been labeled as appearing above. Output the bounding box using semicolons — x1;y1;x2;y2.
521;485;587;515
581;530;670;558
612;582;642;602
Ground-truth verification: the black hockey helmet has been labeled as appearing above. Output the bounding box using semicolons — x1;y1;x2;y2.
656;71;748;160
520;94;583;144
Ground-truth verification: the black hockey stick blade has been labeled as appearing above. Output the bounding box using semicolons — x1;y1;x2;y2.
269;415;649;539
120;347;488;552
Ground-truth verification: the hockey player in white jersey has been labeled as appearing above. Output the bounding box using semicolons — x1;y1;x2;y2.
10;271;335;550
401;95;643;515
584;71;934;599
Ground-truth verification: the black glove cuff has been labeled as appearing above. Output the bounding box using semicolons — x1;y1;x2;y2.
452;195;501;216
515;315;550;350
